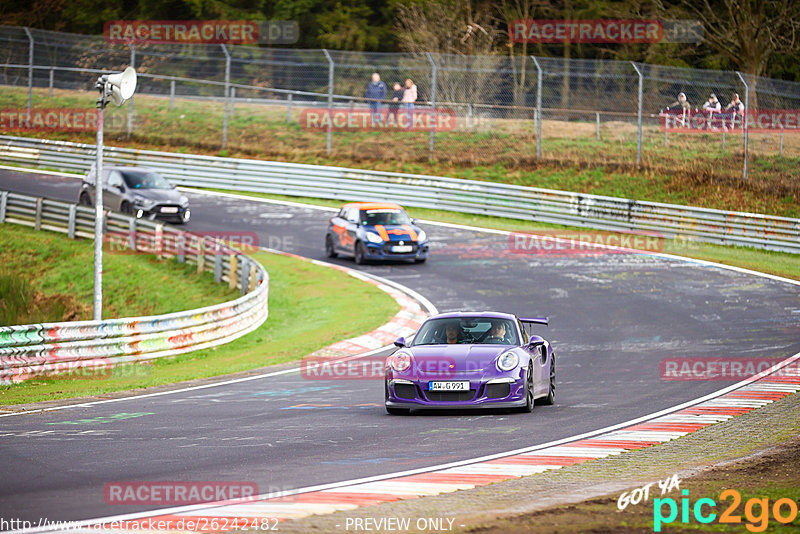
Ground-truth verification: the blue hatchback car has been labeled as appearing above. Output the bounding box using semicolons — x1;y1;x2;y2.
325;202;429;264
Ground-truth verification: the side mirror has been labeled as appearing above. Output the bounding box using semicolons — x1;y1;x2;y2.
394;337;406;348
527;340;544;349
411;218;419;224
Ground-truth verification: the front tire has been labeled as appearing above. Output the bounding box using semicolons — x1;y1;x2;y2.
520;366;534;413
536;355;556;406
325;235;337;258
354;241;366;265
120;202;133;216
79;192;92;206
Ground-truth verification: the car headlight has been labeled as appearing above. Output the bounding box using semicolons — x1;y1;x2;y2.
390;351;412;372
365;232;384;244
496;351;519;372
416;230;427;242
133;195;154;208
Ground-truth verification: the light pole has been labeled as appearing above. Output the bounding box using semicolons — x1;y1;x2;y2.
93;66;137;320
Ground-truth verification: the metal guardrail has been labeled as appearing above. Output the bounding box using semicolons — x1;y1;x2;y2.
1;135;798;253
0;189;269;384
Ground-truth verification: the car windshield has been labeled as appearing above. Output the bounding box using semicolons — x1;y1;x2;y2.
411;317;519;346
122;171;173;190
361;209;411;226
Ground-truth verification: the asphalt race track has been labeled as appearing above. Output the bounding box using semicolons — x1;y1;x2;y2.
1;168;799;526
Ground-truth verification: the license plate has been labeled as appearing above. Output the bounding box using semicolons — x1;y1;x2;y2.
160;206;179;213
391;245;413;253
428;381;469;391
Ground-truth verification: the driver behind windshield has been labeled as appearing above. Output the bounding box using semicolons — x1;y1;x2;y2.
445;323;461;344
485;321;507;343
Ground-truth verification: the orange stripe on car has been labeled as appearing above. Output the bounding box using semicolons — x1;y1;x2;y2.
374;225;390;241
401;224;418;241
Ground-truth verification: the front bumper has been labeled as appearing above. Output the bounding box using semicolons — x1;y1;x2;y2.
385;376;526;409
365;241;428;261
136;205;190;223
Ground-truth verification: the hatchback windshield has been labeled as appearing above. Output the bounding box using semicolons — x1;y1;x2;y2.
122;171;173;190
361;209;411;226
411;317;519;346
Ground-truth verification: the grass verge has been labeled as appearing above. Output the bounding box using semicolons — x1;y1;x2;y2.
1;87;798;217
202;189;800;282
0;232;399;405
0;224;236;321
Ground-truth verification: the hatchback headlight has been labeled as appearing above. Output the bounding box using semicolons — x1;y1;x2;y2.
365;232;384;244
496;351;519;372
390;351;412;372
416;230;427;242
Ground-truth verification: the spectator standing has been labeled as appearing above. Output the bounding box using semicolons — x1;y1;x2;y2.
365;73;387;125
388;82;403;123
702;93;721;129
401;78;418;127
724;93;745;130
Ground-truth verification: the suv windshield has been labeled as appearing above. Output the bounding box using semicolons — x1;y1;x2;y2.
361;209;411;226
411;317;519;346
122;171;172;190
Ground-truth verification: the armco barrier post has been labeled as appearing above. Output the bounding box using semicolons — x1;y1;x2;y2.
68;204;76;238
34;198;42;231
531;56;542;160
0;191;7;223
49;68;54;97
214;252;223;283
229;254;238;290
221;44;231;150
631;62;643;168
24;27;33;118
240;257;249;296
323;49;334;155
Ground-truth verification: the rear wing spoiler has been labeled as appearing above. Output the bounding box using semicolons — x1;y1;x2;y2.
519;317;549;326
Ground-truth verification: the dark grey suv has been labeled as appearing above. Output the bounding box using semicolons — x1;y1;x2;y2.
79;166;190;224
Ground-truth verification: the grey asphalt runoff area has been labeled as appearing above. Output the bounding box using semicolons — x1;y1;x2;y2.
0;168;798;527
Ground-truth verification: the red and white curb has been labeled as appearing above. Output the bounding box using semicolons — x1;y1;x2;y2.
46;355;800;533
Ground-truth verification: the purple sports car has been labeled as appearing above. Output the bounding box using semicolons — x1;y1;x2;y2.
385;312;555;415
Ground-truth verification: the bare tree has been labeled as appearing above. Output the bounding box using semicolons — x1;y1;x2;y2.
664;0;800;107
498;0;538;108
395;0;500;104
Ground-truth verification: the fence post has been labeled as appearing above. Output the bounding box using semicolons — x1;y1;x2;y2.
664;120;668;146
736;71;749;180
779;126;784;157
177;233;185;263
169;79;175;111
426;52;437;160
229;254;238;289
231;87;236;117
287;92;293;122
127;44;135;138
23;27;33;118
596;111;600;141
49;68;54;98
531;56;542;160
221;44;231;150
467;103;472;129
322;49;334;155
721;130;725;151
631;62;643;168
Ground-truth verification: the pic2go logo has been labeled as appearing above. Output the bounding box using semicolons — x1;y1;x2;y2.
654;489;800;532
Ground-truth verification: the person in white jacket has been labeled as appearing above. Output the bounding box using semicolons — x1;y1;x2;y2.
401;78;417;127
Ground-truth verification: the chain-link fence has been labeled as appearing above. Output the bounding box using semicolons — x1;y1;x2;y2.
1;25;799;181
